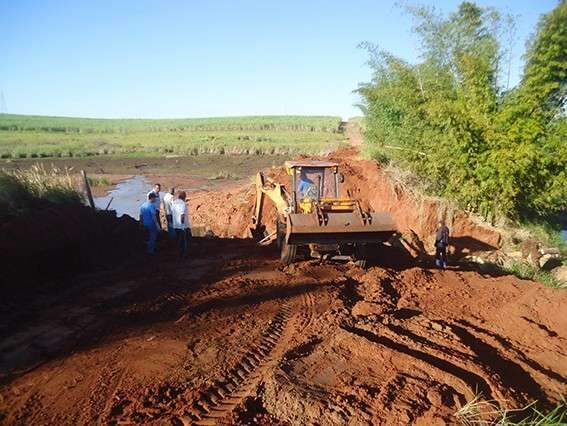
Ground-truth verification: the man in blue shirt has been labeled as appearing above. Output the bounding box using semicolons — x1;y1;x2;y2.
298;171;316;198
139;193;160;254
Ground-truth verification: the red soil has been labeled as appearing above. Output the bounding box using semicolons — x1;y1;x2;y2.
0;128;565;424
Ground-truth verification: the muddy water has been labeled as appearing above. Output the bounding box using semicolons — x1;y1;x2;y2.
94;176;151;219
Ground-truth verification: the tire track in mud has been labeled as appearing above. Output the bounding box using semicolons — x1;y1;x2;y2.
108;302;296;425
440;321;552;400
457;318;567;378
378;321;544;402
169;274;326;424
82;345;128;424
342;324;495;402
179;299;304;425
334;271;495;411
336;268;564;411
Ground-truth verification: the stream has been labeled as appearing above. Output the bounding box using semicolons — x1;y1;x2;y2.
94;176;151;219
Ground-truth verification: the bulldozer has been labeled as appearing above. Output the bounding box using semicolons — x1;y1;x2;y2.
251;160;397;266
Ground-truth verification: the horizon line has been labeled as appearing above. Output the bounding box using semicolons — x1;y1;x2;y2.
0;112;361;121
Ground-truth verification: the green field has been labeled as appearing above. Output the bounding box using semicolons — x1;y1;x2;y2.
0;114;345;158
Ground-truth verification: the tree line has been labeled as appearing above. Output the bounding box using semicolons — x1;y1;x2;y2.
358;1;566;222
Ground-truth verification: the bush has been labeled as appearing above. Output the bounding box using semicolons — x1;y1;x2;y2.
43;187;83;205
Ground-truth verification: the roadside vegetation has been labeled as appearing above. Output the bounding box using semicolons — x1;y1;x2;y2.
0;165;82;217
87;176;112;187
0;115;345;159
358;1;567;224
503;262;566;289
454;393;566;425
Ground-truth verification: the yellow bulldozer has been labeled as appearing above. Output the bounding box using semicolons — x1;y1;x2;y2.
251;160;397;267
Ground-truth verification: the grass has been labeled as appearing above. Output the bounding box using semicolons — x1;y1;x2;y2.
0;164;83;217
209;169;236;180
454;393;566;425
87;176;112;187
503;262;565;289
516;403;567;425
0;114;346;159
0;114;342;133
454;393;504;425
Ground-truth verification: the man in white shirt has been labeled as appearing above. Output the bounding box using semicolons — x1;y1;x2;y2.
163;187;175;239
171;191;191;258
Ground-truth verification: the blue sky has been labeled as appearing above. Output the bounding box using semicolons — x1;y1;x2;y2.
0;0;558;119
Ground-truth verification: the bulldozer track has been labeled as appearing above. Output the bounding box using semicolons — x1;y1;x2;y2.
177;286;323;425
298;290;316;331
180;302;295;425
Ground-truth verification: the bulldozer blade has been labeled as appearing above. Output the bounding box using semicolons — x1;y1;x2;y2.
286;212;396;245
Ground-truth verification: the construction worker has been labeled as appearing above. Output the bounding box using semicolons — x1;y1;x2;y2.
298;170;316;198
434;221;450;268
171;191;191;258
147;183;162;229
163;187;175;239
139;192;160;255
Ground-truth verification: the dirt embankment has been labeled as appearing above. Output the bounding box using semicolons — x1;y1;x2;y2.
0;135;565;425
332;153;502;255
0;205;143;293
189;148;501;259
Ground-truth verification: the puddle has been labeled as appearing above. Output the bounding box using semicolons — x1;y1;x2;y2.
94;175;151;219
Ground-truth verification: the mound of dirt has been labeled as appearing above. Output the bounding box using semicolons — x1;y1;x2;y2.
189;168;284;239
261;263;567;425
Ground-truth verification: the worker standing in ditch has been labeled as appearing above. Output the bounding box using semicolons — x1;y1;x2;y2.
147;183;162;230
163;187;175;239
434;221;450;268
171;191;191;258
139;192;160;255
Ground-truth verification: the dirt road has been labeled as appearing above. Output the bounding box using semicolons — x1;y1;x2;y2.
1;126;566;425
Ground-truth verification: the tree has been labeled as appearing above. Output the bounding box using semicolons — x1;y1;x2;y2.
358;1;567;220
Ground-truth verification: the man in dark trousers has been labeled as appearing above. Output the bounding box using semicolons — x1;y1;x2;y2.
147;183;162;230
139;192;160;255
171;191;191;258
435;221;450;268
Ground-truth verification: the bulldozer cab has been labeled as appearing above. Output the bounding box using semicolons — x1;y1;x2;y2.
285;161;341;213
